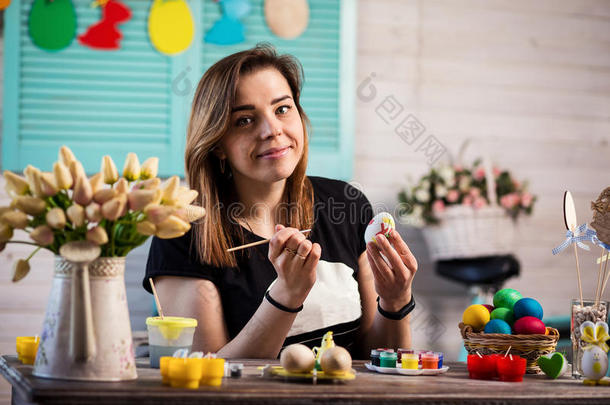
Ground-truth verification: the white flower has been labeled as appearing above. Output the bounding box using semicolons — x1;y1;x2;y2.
435;184;448;198
415;188;430;203
420;180;430;190
438;165;455;186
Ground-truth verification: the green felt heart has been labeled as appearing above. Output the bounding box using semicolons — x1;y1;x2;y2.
537;352;567;379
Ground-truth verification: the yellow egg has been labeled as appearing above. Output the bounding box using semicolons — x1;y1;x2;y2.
462;304;490;331
280;344;315;373
320;346;352;376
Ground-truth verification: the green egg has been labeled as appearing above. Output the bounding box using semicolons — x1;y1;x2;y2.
491;307;515;327
493;288;523;310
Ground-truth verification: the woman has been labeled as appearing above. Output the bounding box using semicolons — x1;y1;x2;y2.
144;44;418;359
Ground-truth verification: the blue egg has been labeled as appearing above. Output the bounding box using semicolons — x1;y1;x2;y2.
513;298;543;320
484;319;512;334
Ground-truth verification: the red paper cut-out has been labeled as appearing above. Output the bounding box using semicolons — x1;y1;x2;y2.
78;0;131;50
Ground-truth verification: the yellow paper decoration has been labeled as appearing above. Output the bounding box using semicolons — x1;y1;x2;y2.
148;0;194;55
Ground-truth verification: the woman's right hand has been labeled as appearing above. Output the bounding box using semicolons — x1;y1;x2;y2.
267;224;321;309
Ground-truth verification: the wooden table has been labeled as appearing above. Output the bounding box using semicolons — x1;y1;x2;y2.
2;355;610;405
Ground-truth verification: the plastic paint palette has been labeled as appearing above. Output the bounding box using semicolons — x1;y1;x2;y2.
364;362;450;376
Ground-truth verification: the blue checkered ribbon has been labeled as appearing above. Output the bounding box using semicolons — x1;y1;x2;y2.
552;223;591;255
586;226;610;251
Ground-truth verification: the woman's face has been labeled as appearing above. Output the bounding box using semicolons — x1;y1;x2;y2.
218;67;305;185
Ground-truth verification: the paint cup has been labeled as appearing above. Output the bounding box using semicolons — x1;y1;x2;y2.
434;352;444;368
169;357;203;389
370;349;381;366
397;348;414;362
379;351;397;368
201;357;225;386
401;353;419;369
146;316;197;368
16;337;40;365
421;353;439;369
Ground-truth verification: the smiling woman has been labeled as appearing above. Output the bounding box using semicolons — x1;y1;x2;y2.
143;44;418;360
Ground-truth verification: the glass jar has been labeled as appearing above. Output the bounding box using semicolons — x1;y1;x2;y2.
571;299;609;378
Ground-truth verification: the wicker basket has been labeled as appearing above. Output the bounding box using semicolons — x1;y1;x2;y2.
422;205;515;261
459;322;560;374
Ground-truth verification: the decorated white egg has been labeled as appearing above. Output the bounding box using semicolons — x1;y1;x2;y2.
364;212;396;245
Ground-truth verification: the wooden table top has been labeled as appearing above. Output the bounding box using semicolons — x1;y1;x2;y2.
2;355;610;405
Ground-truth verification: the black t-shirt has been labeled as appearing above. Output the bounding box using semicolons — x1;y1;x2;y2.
144;176;374;357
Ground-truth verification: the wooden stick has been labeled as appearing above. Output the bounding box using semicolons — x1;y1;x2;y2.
601;251;609;301
573;244;584;307
596;247;605;306
149;277;165;319
599;251;610;299
504;346;512;358
226;229;311;252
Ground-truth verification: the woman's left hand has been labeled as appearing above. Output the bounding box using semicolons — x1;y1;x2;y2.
366;229;418;312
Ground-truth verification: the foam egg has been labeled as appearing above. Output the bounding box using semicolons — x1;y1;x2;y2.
462;304;490;331
320;346;352;376
513;316;546;335
484;319;512;334
280;344;316;373
513;298;543;320
491;307;515;327
364;212;395;245
493;288;523;310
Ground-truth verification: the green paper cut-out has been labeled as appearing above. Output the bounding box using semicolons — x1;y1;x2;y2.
29;0;77;51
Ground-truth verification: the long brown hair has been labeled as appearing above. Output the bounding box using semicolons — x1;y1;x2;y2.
185;44;314;268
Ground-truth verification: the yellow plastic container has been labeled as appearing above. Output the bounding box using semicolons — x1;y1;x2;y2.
159;356;172;385
401;353;419;370
201;358;225;387
146;316;198;368
169;358;203;389
16;337;40;365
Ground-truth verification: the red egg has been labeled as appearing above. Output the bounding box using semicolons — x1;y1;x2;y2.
513;316;546;335
482;305;494;314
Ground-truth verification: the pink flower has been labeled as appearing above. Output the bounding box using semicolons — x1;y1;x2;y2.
493;167;501;177
501;193;520;209
462;195;473;206
521;192;533;208
447;189;460;203
469;188;481;198
474;167;486;181
454;165;463;172
512;179;521;189
432;200;445;213
473;197;487;209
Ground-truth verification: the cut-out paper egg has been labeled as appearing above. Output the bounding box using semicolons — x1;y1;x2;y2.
364;212;395;245
513;298;543;320
513;316;546;335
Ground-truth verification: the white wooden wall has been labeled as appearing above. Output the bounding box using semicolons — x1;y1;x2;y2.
1;0;610;402
353;0;610;360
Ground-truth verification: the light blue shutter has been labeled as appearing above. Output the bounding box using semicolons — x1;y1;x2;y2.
2;0;356;180
3;0;187;176
201;0;356;180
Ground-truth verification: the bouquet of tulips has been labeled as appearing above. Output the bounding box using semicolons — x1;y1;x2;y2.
398;159;536;226
0;146;205;282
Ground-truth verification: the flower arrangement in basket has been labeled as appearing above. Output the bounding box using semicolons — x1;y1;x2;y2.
459;288;559;374
0;146;205;281
397;154;536;261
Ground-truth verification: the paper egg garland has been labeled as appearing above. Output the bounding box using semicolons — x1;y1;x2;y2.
364;212;395;245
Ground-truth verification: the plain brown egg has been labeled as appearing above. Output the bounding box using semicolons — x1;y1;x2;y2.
280;344;315;373
320;346;352;375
